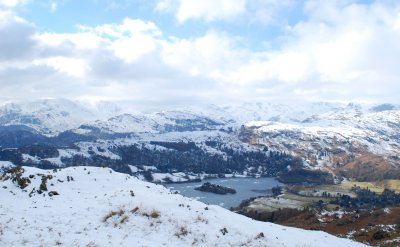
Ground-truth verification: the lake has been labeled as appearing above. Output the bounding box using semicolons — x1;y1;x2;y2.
166;177;281;209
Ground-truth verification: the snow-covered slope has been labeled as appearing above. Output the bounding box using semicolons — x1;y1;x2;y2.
0;99;103;135
1;99;399;180
0;99;398;137
0;166;365;247
243;103;400;178
0;99;229;135
92;110;225;134
0;161;14;173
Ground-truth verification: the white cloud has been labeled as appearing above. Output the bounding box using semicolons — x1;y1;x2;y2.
161;32;247;77
33;57;89;77
155;0;296;24
37;32;105;50
114;18;161;37
227;51;311;85
110;35;157;63
246;0;297;25
0;0;27;8
394;13;400;30
89;18;162;63
1;1;400;104
293;1;400;83
0;13;216;102
209;1;400;102
0;10;36;61
156;0;246;23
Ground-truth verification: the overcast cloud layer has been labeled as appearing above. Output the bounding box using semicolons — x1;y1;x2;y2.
0;0;399;105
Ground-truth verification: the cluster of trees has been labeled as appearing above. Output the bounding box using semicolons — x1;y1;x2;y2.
271;186;283;197
240;207;308;223
278;169;334;185
111;142;300;176
332;187;400;209
0;141;302;180
0;140;305;179
194;182;236;194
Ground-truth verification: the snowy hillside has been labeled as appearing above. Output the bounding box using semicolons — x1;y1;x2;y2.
0;99;106;135
0;99;360;135
1;99;398;136
243;103;400;180
0;166;365;247
92;111;225;134
0;99;399;181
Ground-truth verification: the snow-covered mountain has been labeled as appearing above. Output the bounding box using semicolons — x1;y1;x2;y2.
0;99;397;135
0;99;399;181
0;99;110;135
91;111;226;134
0;166;365;247
243;103;400;180
0;99;350;134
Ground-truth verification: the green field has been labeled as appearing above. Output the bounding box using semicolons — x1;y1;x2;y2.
246;180;400;213
340;179;400;193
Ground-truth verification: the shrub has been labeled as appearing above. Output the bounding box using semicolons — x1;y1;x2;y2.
7;166;24;175
195;215;208;224
175;226;189;238
39;176;48;191
131;207;139;213
103;209;124;222
8;167;31;189
103;208;132;227
142;209;161;219
13;175;31;189
48;191;59;197
120;215;129;224
143;171;154;182
149;210;160;219
255;232;264;239
372;230;389;240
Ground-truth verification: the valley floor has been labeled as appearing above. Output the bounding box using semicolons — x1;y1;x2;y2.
236;181;400;246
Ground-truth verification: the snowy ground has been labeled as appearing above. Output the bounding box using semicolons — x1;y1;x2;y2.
0;166;366;247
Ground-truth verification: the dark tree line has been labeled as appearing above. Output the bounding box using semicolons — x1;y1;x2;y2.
332;187;400;209
0;141;303;178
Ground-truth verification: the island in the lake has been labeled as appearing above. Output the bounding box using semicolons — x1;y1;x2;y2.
194;182;237;195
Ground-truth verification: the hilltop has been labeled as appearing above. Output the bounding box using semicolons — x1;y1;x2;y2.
0;166;364;247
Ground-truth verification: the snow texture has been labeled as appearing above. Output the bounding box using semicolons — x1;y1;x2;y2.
0;166;366;247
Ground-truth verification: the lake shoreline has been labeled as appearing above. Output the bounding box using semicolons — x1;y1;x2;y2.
165;177;282;209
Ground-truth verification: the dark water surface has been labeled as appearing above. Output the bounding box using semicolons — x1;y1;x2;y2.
166;177;281;208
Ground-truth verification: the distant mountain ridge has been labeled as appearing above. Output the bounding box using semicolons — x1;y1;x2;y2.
1;99;397;135
0;99;399;182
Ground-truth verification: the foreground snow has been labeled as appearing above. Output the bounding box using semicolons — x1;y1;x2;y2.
0;167;365;247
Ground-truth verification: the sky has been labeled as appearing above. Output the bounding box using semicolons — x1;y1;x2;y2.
0;0;399;105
